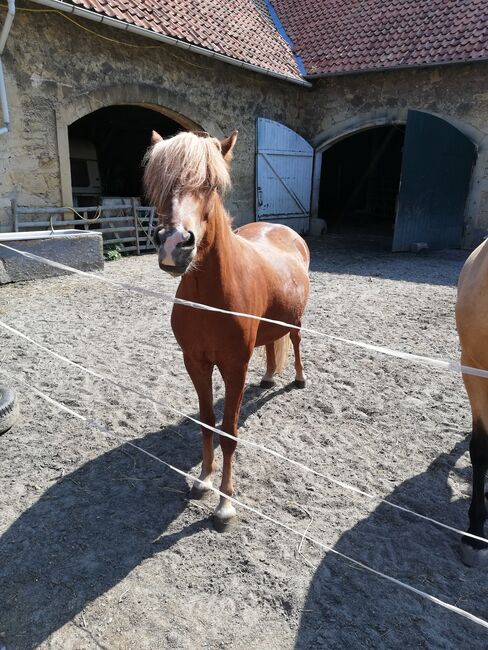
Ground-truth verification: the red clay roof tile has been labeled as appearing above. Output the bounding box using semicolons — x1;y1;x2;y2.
272;0;488;75
43;0;488;78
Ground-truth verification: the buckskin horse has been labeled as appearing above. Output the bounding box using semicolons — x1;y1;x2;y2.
144;130;310;530
456;240;488;565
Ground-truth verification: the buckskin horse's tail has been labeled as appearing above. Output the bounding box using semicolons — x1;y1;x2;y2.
274;333;291;373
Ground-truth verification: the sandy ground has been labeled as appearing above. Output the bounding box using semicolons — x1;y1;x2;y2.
0;239;486;649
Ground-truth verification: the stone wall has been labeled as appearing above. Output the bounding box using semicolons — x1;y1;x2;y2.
0;4;304;230
299;63;488;246
1;4;488;246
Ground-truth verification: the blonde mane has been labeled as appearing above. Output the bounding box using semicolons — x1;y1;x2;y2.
143;131;231;211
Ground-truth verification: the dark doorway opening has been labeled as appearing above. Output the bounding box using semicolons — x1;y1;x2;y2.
318;126;405;240
68;105;184;206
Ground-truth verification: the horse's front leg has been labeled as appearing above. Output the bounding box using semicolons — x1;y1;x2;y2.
214;361;248;532
183;355;216;499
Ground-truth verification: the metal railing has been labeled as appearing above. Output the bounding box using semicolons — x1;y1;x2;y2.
10;198;157;255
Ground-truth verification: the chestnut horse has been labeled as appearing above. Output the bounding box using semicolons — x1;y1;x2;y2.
144;130;310;530
456;239;488;566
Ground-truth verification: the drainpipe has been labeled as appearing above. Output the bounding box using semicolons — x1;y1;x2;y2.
0;0;15;136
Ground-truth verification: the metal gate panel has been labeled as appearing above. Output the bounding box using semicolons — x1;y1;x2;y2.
393;110;477;251
256;118;314;234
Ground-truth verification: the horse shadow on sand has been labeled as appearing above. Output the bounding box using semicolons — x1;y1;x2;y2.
0;382;292;650
294;436;488;650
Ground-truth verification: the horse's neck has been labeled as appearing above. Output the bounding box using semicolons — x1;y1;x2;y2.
184;198;240;300
200;198;236;276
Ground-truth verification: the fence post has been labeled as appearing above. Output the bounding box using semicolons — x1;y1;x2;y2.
11;198;18;232
146;207;156;250
132;198;141;255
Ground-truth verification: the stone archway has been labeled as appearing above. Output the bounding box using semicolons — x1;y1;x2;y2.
313;110;406;153
55;83;224;206
311;110;487;249
68;105;185;205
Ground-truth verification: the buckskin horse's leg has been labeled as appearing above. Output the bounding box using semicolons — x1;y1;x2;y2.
460;366;488;566
184;355;216;499
214;362;248;531
461;419;488;566
290;326;306;388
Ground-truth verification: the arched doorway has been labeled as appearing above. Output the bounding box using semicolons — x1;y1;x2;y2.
68;105;185;206
56;83;217;217
318;125;405;242
315;111;478;251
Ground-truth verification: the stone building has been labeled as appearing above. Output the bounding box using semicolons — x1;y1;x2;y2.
1;0;487;249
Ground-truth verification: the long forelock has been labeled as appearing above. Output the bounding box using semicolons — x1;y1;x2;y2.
143;132;231;211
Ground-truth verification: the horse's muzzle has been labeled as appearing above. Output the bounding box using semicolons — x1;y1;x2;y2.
155;225;195;275
158;262;187;277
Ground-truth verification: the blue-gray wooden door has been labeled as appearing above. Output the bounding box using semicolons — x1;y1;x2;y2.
256;118;314;234
393;110;477;251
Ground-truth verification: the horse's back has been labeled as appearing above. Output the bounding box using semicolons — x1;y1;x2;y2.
457;240;488;349
234;222;310;269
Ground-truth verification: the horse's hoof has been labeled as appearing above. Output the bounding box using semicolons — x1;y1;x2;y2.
189;485;212;501
212;514;238;533
460;541;488;567
294;379;306;389
260;379;276;389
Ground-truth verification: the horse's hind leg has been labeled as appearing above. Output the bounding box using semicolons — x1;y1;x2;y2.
460;369;488;566
260;343;277;388
290;327;306;389
184;356;216;499
461;419;488;566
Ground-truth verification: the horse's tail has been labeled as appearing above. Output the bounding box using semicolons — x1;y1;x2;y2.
274;333;291;373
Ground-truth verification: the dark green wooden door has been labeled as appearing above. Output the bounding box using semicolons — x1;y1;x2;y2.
393;111;477;251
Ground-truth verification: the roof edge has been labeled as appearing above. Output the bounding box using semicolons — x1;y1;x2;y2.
264;0;307;76
29;0;312;87
304;56;488;80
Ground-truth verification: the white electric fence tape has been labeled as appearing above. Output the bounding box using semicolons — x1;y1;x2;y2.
2;366;488;631
1;242;486;379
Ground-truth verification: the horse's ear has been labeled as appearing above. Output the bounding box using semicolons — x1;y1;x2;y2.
220;130;238;161
151;130;163;145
